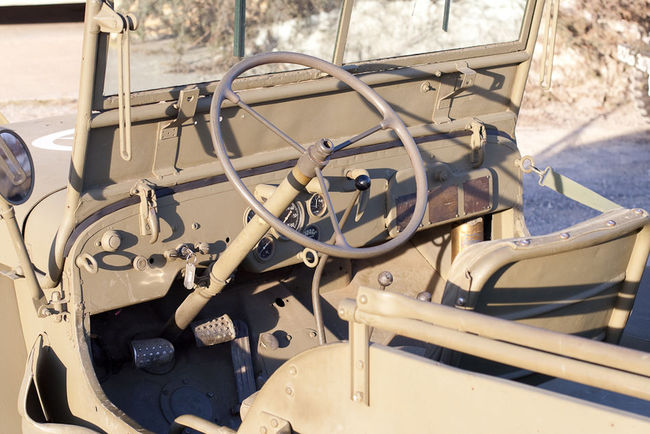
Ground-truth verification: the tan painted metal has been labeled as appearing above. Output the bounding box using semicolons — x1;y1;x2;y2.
3;0;650;432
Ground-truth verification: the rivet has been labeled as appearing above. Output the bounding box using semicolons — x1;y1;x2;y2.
285;386;294;396
270;419;279;428
338;307;346;316
359;295;368;304
633;208;643;215
259;427;267;434
517;239;531;246
288;365;297;376
356;360;365;370
457;297;466;306
606;220;616;227
352;392;363;402
560;232;570;240
308;330;317;338
191;222;200;230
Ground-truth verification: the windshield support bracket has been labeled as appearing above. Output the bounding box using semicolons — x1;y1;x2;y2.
153;88;199;178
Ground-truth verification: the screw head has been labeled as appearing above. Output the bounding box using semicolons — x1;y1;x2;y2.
285;386;294;396
359;295;368;304
352;392;363;402
560;232;570;240
191;222;200;230
633;208;643;215
457;297;466;306
288;365;298;376
517;239;531;246
377;271;394;288
606;220;616;227
416;291;432;302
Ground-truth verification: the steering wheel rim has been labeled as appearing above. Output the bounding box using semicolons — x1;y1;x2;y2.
209;51;428;259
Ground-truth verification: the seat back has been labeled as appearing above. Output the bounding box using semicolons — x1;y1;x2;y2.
441;208;650;375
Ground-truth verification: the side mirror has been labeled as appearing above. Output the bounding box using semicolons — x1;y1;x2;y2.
0;129;34;205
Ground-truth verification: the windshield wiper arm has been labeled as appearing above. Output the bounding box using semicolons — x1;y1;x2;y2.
442;0;451;32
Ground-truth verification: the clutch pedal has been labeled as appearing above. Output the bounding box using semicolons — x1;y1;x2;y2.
131;337;175;374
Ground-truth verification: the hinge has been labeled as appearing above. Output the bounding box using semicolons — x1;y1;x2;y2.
37;290;68;322
95;2;138;161
467;119;486;168
130;180;159;244
153;88;200;178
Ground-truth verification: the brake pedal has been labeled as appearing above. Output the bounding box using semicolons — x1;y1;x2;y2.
191;314;236;347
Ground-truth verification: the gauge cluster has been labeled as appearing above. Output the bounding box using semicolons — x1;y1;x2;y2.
244;192;328;270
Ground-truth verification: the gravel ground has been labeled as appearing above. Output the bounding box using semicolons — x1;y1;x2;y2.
517;102;650;235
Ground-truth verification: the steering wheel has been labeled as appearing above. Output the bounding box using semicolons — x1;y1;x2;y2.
209;52;427;259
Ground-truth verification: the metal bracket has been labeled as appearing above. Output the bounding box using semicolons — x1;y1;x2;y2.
467;119;486;168
37;290;68;322
349;313;369;406
153;88;199;178
95;2;138;162
130;180;159;243
258;412;292;434
434;62;477;123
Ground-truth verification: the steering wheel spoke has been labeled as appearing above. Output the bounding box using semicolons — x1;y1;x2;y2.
315;168;351;247
333;123;383;152
234;97;306;154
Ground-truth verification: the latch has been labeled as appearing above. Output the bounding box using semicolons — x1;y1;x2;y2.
130;180;159;244
434;62;477;123
95;2;138;161
467;119;486;168
153;88;200;178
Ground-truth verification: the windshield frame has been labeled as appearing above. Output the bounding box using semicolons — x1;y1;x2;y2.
93;0;537;111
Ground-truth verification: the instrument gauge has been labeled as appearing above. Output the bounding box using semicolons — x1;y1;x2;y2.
254;236;275;262
278;201;305;239
303;225;320;240
309;193;327;217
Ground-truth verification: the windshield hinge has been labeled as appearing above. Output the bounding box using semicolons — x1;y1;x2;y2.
130;180;159;244
153;88;200;178
467;119;486;168
95;2;138;161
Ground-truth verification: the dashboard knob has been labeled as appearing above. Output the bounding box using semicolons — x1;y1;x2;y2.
101;230;122;252
354;174;371;191
377;271;393;290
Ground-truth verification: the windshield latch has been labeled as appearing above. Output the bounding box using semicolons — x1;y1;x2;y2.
467;119;486;168
130;180;159;244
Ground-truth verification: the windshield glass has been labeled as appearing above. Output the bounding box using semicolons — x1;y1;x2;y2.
104;0;529;95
